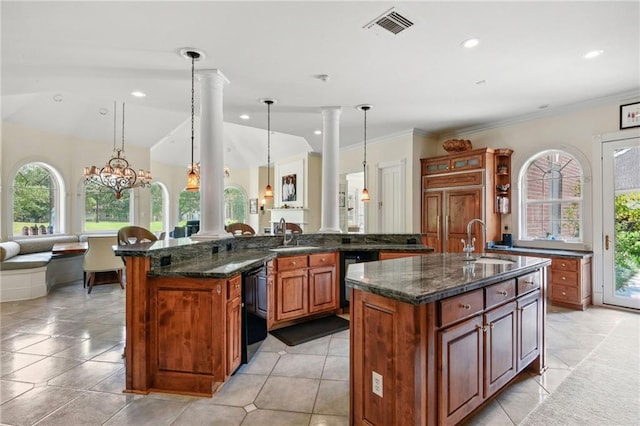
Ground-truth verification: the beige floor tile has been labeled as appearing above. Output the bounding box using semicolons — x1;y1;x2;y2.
254;376;320;412
322;355;349;381
241;408;311;425
284;336;331;355
0;379;34;404
0;385;82;426
271;353;326;379
34;391;129;426
237;351;280;375
47;360;124;389
172;401;247;425
463;399;514;425
1;351;46;375
327;336;349;356
53;338;122;360
313;379;349;416
1;333;51;351
2;356;82;383
89;366;125;394
309;413;349;426
18;335;87;356
102;396;189;426
210;373;268;407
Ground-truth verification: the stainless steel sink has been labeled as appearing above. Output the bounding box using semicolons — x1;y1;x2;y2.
473;257;515;265
269;246;318;252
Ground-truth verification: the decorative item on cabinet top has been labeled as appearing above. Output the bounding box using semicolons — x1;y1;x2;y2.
442;138;472;153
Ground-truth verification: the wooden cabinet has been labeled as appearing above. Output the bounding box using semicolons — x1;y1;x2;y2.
494;148;513;214
146;274;242;395
549;256;592;310
378;251;425;260
351;266;546;425
421;148;500;253
268;251;339;329
226;275;242;376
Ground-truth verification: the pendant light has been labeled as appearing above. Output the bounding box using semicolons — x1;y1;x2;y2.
357;104;372;202
261;98;277;199
185;50;200;192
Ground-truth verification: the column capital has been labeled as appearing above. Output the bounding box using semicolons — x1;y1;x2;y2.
197;69;230;85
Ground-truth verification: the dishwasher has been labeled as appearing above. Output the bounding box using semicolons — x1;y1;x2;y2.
242;265;268;364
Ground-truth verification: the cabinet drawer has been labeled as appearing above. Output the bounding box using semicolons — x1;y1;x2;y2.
550;283;578;303
309;252;336;267
275;255;308;272
227;275;241;300
485;279;516;310
552;270;578;287
517;271;541;295
439;289;483;328
551;258;578;272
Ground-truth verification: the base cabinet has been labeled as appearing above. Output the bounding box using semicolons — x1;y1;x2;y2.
267;252;339;329
351;267;546;425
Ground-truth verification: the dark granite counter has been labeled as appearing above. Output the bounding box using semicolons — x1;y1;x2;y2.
487;246;592;259
346;253;550;305
114;233;435;279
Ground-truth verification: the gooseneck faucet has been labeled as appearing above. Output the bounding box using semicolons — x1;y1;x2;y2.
279;217;293;246
461;218;486;260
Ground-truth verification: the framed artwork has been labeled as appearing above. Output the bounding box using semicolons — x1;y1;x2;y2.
275;159;304;207
249;198;258;214
620;102;640;129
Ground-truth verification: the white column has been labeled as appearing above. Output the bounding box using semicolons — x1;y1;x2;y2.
318;106;343;233
192;69;230;240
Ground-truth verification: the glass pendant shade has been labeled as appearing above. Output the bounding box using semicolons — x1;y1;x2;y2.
361;187;370;202
186;166;199;192
261;98;277;199
357;104;372;203
264;184;273;199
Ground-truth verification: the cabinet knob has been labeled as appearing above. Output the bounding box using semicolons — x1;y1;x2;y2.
236;284;240;289
562;276;566;281
291;261;296;266
498;290;508;296
321;258;325;262
461;303;471;310
561;262;566;267
562;291;567;296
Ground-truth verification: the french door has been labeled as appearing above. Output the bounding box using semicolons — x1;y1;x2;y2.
602;136;640;309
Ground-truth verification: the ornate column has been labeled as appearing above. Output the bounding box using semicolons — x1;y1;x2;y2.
318;106;343;233
193;69;230;240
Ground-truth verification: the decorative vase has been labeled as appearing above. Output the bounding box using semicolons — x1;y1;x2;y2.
442;139;472;153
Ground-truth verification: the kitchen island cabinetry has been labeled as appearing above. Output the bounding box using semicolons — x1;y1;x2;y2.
347;254;548;425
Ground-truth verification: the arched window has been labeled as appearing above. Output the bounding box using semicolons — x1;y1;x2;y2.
150;182;168;233
84;183;131;232
224;186;247;225
178;190;200;226
12;163;63;236
520;150;583;242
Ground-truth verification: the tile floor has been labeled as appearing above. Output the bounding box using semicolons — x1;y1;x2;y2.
1;281;638;425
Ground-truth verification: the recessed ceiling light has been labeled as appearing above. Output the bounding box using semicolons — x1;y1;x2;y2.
240;114;250;120
98;107;108;115
584;49;604;59
538;104;550;109
314;130;322;135
131;91;146;98
461;38;480;48
53;94;63;102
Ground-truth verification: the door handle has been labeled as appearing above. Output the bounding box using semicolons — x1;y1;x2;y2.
605;235;610;250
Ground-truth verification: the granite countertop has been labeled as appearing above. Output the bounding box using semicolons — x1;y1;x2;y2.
146;242;434;279
487;246;593;259
346;253;551;305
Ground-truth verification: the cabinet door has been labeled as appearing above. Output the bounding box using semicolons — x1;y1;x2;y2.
308;265;336;313
439;315;484;425
423;190;443;253
517;290;541;372
226;290;242;376
255;274;268;319
484;301;517;395
446;188;482;253
276;269;308;321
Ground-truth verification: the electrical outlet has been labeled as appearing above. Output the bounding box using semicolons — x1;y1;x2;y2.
372;371;383;397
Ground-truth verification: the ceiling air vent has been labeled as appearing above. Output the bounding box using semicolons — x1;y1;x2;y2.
364;7;414;37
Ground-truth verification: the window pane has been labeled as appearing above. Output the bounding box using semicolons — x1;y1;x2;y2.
84;183;130;231
178;190;200;226
224;187;246;225
13;164;54;235
150;183;163;232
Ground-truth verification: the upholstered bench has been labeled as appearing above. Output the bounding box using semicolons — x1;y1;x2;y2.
1;235;82;302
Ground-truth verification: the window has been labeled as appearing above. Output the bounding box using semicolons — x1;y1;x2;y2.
224;186;247;225
12;163;63;236
84;182;131;232
521;150;583;242
150;182;168;233
178;190;200;226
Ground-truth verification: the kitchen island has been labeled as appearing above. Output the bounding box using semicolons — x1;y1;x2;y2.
113;233;432;397
346;253;550;425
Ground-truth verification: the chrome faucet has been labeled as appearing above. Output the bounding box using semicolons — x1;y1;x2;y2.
462;218;486;260
279;217;293;246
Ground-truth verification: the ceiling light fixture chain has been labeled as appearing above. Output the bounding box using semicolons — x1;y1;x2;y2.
262;98;277;199
83;101;152;199
186;50;201;191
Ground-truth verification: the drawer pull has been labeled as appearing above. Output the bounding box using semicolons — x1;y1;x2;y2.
561;262;566;267
461;303;471;310
476;324;487;333
498;290;508;296
524;281;534;285
235;284;240;289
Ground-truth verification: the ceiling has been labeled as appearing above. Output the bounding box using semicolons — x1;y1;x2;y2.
2;1;639;169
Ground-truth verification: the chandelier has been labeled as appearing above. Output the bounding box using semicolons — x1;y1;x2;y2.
83;102;152;199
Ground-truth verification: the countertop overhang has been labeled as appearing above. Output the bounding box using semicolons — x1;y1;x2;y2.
346;253;551;305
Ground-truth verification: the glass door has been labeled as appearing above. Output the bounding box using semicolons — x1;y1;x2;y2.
602;137;640;309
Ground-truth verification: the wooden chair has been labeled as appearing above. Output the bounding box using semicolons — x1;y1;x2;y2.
83;236;124;294
225;223;256;235
273;222;303;234
117;226;158;245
